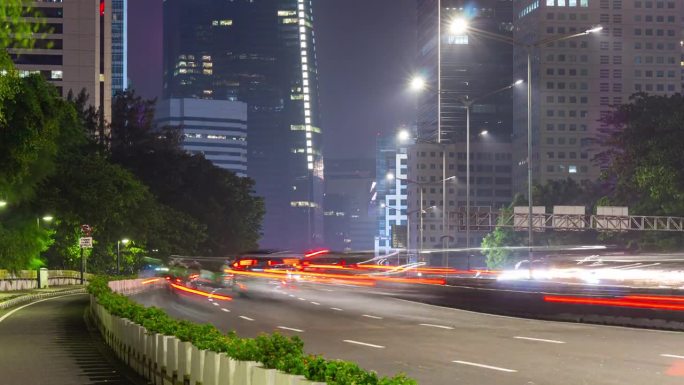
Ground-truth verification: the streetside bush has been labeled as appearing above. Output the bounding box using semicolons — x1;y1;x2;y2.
87;276;417;385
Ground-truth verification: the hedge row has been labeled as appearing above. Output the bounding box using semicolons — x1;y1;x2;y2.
88;277;417;385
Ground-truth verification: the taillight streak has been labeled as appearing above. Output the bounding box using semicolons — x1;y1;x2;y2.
170;283;233;301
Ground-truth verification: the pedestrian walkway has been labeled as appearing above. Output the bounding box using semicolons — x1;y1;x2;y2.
0;293;146;385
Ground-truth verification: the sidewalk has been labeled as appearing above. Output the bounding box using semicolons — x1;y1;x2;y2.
0;293;147;385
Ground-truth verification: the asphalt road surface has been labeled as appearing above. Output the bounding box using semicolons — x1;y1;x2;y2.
0;294;145;385
133;281;684;385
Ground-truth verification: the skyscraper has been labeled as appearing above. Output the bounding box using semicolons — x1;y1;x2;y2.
163;0;324;251
8;0;112;122
155;98;248;177
416;0;514;143
512;0;684;193
111;0;127;95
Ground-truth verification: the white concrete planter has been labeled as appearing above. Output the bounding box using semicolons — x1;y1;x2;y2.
218;353;237;384
252;366;277;385
167;336;180;382
202;350;221;385
190;346;205;385
274;372;306;385
96;280;331;385
234;360;258;385
178;340;193;384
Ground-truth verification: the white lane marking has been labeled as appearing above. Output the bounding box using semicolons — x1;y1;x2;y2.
310;301;320;305
322;289;334;292
212;302;219;306
419;323;454;330
330;307;343;311
239;316;254;321
208;298;213;302
514;336;565;344
661;354;684;359
298;297;306;301
221;308;230;313
452;360;517;373
0;293;84;324
289;294;295;297
362;314;383;319
278;326;304;333
343;340;385;349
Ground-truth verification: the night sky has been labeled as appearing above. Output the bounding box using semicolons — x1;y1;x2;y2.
128;0;417;160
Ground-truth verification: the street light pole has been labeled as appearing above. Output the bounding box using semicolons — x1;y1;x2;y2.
527;50;533;253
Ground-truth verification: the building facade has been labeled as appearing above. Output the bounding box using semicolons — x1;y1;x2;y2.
111;0;127;95
163;0;325;250
374;135;410;256
512;0;684;193
155;98;248;177
324;159;376;252
9;0;112;122
406;142;513;249
416;0;514;143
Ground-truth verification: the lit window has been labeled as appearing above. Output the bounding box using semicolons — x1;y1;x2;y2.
278;10;296;16
51;70;63;80
569;165;577;173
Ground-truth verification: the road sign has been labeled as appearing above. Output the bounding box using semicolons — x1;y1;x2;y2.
79;237;93;248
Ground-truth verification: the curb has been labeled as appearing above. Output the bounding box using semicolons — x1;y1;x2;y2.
0;288;87;310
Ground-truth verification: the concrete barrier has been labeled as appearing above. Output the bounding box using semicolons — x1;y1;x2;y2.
91;278;327;385
0;287;86;310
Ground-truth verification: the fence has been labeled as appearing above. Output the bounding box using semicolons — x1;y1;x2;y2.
94;278;325;385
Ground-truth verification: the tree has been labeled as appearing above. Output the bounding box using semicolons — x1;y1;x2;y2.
597;93;684;250
0;75;79;270
481;194;527;269
0;1;46;124
110;91;264;256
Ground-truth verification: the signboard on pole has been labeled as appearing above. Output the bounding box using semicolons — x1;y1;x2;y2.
79;237;93;248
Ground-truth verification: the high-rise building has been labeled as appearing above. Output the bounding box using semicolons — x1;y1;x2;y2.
416;0;514;143
155;98;248;177
374;135;410;256
163;0;324;251
111;0;127;95
324;159;376;251
406;141;513;250
8;0;112;122
512;0;684;193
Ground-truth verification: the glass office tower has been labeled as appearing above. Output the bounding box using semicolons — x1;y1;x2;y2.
163;0;324;251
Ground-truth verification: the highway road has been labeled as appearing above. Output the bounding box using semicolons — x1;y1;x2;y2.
133;281;684;385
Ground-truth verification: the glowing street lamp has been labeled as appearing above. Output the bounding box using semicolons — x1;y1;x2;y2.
449;17;468;35
117;238;130;275
0;200;7;208
409;76;426;92
397;129;412;142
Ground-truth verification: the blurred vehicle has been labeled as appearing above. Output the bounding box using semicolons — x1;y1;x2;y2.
223;250;302;295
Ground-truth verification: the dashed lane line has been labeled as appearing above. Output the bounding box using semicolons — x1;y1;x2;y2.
452;360;517;373
330;307;343;311
221;308;230;313
278;326;304;333
362;314;383;320
514;336;565;344
310;302;320;305
661;354;684;359
239;316;254;321
419;323;454;330
343;340;385;349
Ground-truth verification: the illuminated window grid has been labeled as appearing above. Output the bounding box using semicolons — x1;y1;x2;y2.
298;0;313;170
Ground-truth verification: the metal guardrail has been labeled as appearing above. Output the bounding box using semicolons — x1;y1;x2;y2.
0;288;86;310
451;212;684;232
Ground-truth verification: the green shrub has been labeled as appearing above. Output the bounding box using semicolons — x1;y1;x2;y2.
87;276;416;384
